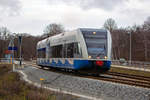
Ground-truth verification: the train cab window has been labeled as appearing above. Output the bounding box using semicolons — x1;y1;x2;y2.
81;30;107;59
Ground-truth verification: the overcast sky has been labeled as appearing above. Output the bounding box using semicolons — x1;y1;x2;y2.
0;0;150;35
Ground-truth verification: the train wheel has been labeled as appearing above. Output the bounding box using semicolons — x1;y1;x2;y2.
40;66;44;69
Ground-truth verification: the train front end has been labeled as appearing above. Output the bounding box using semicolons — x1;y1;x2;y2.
76;28;112;72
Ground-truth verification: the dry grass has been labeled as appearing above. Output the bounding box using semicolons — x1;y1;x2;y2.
0;65;77;100
110;66;150;77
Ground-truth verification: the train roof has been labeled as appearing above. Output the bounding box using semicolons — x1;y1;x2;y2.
48;28;107;39
37;38;49;48
79;28;107;32
37;28;108;48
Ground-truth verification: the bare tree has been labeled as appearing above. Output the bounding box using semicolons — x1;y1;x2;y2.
43;23;64;37
0;27;11;57
104;18;117;60
0;27;11;40
103;18;117;33
143;16;150;31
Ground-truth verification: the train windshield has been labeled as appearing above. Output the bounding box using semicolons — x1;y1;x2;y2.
81;29;107;59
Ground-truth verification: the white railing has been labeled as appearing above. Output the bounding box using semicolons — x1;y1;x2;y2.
0;58;12;64
0;58;24;64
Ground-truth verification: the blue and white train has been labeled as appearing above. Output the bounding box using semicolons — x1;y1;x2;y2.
37;28;112;73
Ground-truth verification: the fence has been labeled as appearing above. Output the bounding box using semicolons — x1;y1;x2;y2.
0;58;25;65
0;58;13;64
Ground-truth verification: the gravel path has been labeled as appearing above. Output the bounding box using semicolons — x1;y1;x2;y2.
16;66;150;100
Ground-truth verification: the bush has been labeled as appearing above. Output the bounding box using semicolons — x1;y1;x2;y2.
0;65;77;100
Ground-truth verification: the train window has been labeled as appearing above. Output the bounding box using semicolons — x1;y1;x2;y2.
50;42;81;58
66;43;74;58
37;48;46;58
49;48;52;57
63;42;81;58
73;43;81;58
62;44;67;58
51;45;63;58
47;43;52;58
74;43;78;54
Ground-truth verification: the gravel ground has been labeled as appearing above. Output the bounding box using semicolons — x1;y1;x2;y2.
16;66;150;100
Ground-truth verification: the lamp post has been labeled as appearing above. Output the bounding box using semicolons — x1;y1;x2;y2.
18;35;22;66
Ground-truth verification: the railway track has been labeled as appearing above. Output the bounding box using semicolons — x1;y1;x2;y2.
24;62;150;88
106;72;150;82
96;72;150;88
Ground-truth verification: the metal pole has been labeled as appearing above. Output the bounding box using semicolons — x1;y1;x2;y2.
129;31;132;65
13;38;14;65
20;41;21;66
143;34;147;61
12;36;15;71
19;35;22;66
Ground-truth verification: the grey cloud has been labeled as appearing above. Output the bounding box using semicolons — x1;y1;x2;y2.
0;0;22;16
47;0;128;10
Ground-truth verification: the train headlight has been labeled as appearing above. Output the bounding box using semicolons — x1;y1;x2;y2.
88;56;91;59
93;32;96;34
104;56;107;59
